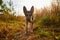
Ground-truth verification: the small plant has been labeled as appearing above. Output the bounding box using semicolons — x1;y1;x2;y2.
55;35;60;40
41;15;50;26
35;26;53;38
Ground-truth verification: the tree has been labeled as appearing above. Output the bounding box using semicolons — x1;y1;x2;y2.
0;0;15;14
8;0;16;15
1;4;11;14
0;0;3;12
0;0;2;5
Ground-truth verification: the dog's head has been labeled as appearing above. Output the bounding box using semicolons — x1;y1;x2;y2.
23;6;34;22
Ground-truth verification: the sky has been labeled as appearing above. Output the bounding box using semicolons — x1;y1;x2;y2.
3;0;52;16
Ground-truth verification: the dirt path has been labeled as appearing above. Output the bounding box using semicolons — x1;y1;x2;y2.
12;31;39;40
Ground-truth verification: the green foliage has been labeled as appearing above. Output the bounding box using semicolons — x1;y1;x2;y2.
41;15;50;26
50;16;56;24
55;35;60;40
0;0;2;5
58;13;60;22
34;18;41;27
0;0;14;14
35;14;51;27
40;31;53;37
1;4;11;14
35;26;53;37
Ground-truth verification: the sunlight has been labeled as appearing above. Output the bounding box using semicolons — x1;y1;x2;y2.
17;0;52;16
4;0;52;16
19;0;52;9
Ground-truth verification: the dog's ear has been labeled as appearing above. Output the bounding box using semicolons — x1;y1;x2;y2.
30;6;34;13
23;6;27;15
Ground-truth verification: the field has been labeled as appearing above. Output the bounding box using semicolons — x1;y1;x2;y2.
0;0;60;40
0;12;60;40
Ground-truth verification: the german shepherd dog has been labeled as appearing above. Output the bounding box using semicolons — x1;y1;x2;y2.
23;6;34;34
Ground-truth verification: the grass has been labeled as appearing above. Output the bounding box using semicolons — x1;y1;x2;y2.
0;13;60;40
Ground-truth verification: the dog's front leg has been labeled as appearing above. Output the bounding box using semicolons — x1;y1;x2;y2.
25;20;28;34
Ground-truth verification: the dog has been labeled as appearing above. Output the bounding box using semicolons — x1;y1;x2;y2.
23;6;34;34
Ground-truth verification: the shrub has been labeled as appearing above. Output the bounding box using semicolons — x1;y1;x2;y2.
41;15;50;26
55;35;60;40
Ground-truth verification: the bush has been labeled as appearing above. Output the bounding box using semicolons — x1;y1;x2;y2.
35;26;53;37
55;35;60;40
41;15;50;26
